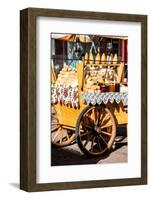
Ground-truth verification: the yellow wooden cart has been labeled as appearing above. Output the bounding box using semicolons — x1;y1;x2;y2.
51;61;128;157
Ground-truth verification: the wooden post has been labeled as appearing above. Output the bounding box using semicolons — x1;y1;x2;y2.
76;61;84;106
121;39;125;82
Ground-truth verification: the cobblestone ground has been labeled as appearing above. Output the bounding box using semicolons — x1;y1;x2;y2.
51;125;127;166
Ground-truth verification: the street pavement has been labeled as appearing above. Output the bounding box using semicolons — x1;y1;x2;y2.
51;125;127;166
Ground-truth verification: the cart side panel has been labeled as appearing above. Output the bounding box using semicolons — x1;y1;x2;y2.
54;104;86;128
108;102;128;125
53;102;127;129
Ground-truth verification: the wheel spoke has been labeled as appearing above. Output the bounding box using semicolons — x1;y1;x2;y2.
52;127;61;142
51;116;59;121
86;116;94;127
64;130;70;140
52;132;58;142
59;129;63;144
101;123;112;129
83;134;94;147
96;109;101;126
101;130;112;137
80;131;92;137
51;126;60;132
98;134;108;146
92;108;97;125
101;116;111;127
79;129;84;133
51;123;59;126
99;111;106;126
97;136;102;152
90;135;96;152
83;125;93;130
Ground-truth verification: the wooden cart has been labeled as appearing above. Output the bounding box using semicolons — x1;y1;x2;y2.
51;61;128;157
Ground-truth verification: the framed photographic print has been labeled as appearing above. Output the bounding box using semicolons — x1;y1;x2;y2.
20;8;147;191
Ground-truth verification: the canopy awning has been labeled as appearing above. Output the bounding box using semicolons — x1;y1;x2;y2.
51;34;128;42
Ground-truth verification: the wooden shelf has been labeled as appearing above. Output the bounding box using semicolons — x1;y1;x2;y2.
85;63;122;68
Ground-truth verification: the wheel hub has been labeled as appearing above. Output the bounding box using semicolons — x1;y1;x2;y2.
94;125;101;134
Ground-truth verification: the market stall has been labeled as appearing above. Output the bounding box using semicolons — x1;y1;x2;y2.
51;33;128;156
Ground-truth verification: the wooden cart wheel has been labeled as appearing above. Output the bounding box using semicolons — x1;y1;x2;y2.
51;106;76;147
76;105;116;156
